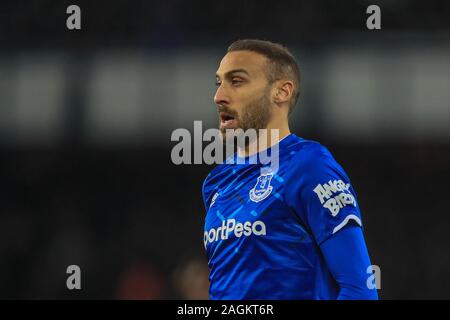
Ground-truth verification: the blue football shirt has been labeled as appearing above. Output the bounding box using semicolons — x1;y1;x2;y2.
202;134;364;299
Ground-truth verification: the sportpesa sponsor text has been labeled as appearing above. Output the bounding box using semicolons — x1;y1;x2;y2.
204;219;266;249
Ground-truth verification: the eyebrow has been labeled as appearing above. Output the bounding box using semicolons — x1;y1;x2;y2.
216;68;250;79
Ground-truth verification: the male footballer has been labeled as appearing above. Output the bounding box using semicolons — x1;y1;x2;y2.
202;39;378;300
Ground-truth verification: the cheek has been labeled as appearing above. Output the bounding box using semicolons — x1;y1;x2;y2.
230;95;247;113
233;84;267;113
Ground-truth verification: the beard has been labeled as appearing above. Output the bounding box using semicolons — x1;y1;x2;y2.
219;88;273;142
220;90;273;149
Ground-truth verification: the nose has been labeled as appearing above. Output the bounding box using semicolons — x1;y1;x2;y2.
214;83;230;106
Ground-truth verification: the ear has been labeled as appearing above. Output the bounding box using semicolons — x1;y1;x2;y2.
273;80;294;105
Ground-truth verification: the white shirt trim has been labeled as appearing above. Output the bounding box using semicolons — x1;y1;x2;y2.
332;214;362;235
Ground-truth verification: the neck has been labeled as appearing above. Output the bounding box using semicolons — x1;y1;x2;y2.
238;121;291;158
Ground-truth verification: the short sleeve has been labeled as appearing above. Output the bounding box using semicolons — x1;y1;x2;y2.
285;143;363;245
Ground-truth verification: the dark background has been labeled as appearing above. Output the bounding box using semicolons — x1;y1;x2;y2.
0;0;449;299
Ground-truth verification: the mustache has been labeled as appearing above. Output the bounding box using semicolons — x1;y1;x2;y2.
217;105;238;117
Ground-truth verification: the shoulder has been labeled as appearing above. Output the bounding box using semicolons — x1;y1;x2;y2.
201;163;230;206
283;138;351;192
202;162;229;190
288;138;336;171
202;165;219;195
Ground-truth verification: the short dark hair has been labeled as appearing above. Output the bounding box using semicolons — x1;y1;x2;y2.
227;39;301;114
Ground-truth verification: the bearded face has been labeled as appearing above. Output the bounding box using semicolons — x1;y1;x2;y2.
214;51;275;145
218;86;272;139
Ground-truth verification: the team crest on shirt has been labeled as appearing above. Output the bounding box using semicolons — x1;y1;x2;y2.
249;173;274;203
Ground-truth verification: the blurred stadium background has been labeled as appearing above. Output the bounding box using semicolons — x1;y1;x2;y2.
0;0;449;299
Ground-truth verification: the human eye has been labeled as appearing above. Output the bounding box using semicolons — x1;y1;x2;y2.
231;78;244;86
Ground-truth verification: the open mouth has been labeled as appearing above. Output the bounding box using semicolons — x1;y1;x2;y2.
219;112;236;129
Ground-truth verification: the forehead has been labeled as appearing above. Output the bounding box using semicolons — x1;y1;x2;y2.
216;51;268;77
